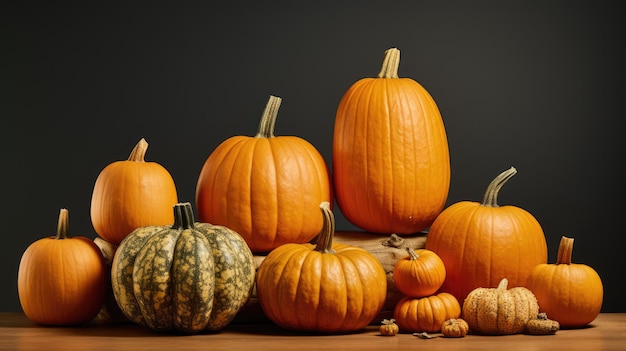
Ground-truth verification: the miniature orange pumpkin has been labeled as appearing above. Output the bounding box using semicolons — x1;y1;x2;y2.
18;209;107;325
196;95;333;254
255;202;387;333
333;47;450;235
425;167;547;304
393;247;446;298
393;292;461;333
526;236;603;328
90;138;179;245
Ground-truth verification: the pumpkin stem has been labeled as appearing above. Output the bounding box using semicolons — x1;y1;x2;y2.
255;95;282;138
377;48;400;78
172;202;196;230
481;167;517;207
55;208;71;240
127;138;148;162
314;202;336;254
556;236;574;265
496;278;509;290
405;247;420;261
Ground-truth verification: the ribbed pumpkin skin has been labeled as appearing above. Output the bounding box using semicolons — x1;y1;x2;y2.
425;168;547;304
91;138;179;245
333;48;449;234
462;278;539;335
18;209;107;325
393;248;446;298
255;203;387;333
393;293;461;333
111;203;255;334
526;236;603;328
196;96;332;254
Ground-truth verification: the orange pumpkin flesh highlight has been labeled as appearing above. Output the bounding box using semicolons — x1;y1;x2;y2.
18;209;107;325
90;138;179;245
196;95;333;254
333;47;450;234
425;167;548;305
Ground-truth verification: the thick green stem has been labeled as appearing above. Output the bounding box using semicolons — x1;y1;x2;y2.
556;236;574;265
172;202;196;230
255;95;282;138
55;208;70;239
377;48;400;78
314;202;336;254
481;167;517;207
127;138;148;162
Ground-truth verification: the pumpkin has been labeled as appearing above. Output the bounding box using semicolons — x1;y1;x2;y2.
526;236;603;328
393;247;446;298
462;278;539;335
379;318;399;336
526;313;559;335
255;202;387;333
332;47;450;234
196;95;333;254
17;209;107;325
93;236;128;323
441;318;469;338
425;167;548;304
111;202;255;334
393;292;461;333
90;138;179;245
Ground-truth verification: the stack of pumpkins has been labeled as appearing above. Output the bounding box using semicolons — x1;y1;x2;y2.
16;47;603;336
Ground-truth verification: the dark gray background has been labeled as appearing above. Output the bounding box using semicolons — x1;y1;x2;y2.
2;1;623;313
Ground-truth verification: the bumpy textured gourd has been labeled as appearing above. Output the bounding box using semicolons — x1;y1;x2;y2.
111;202;255;334
333;47;450;235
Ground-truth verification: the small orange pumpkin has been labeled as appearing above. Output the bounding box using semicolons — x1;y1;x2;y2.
393;292;461;333
90;138;179;245
255;202;387;333
196;95;333;254
17;209;107;325
333;47;450;235
393;247;446;298
425;167;547;304
526;236;603;328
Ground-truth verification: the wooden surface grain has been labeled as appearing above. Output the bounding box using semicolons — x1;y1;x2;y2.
1;313;624;351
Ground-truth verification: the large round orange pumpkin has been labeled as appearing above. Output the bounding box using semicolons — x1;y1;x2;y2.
195;95;333;254
90;138;179;245
425;167;548;304
18;209;107;325
332;47;450;234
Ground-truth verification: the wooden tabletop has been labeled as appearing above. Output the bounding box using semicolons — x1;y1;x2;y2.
1;312;624;351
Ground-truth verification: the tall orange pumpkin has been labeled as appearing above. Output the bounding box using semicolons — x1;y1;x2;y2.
333;47;450;234
18;209;107;325
90;138;179;245
425;167;548;304
195;95;333;254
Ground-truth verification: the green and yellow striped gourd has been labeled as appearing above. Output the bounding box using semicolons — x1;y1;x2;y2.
111;202;255;334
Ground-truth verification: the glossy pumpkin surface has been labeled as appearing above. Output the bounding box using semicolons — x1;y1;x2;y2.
18;209;107;325
425;167;547;304
196;95;333;254
393;292;461;333
255;202;387;333
90;138;179;245
111;202;255;334
333;47;450;234
393;247;446;298
526;236;603;328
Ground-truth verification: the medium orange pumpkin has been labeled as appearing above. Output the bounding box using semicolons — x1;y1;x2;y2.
196;95;333;254
90;138;179;245
17;209;107;325
526;236;603;328
393;292;461;333
255;202;387;333
393;247;446;298
425;167;548;304
333;47;450;234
